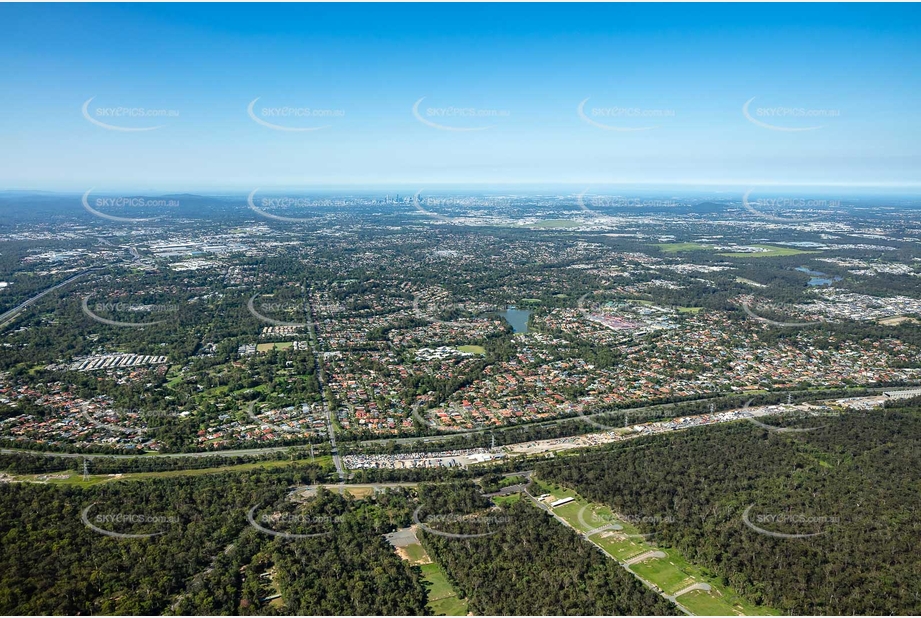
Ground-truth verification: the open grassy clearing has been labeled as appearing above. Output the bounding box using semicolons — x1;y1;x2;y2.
492;494;521;506
718;245;818;258
656;242;710;253
533;478;778;615
256;341;294;352
390;532;468;616
457;344;486;355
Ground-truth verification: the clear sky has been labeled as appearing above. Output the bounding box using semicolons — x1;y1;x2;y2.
1;3;919;192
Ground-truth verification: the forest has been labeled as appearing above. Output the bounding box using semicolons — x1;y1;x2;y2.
537;401;921;615
0;467;429;615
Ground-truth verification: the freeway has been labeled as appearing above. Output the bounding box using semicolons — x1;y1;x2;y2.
1;245;144;332
0;268;98;331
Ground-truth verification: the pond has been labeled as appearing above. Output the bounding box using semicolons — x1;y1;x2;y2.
500;307;531;333
796;266;842;286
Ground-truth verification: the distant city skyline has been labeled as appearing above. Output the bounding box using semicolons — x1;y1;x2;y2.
1;3;919;192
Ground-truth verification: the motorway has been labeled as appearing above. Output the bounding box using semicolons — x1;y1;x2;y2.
0;243;141;332
0;268;98;331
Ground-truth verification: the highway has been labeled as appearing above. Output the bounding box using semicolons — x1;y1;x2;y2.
0;268;98;331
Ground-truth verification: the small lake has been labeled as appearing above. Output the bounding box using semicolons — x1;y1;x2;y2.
500;307;531;333
796;266;842;286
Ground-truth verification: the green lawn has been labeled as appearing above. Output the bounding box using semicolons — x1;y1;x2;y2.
421;563;469;616
735;277;767;287
679;588;779;616
679;589;739;615
593;531;650;562
534;477;778;615
403;542;429;565
719;245;819;258
630;555;694;595
656;242;710;253
457;345;486;355
256;341;294;352
429;594;469;616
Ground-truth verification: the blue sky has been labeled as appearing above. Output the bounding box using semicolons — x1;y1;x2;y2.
0;3;919;192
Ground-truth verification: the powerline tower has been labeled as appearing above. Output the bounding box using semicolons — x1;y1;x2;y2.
82;459;90;482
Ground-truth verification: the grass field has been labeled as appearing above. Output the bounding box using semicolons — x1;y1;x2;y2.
630;557;695;595
256;341;294;352
680;588;749;616
655;242;710;253
676;306;703;314
735;276;767;287
492;494;521;506
338;485;375;499
457;344;486;355
394;541;469;616
533;479;779;615
403;542;430;565
719;245;819;258
429;593;469;616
